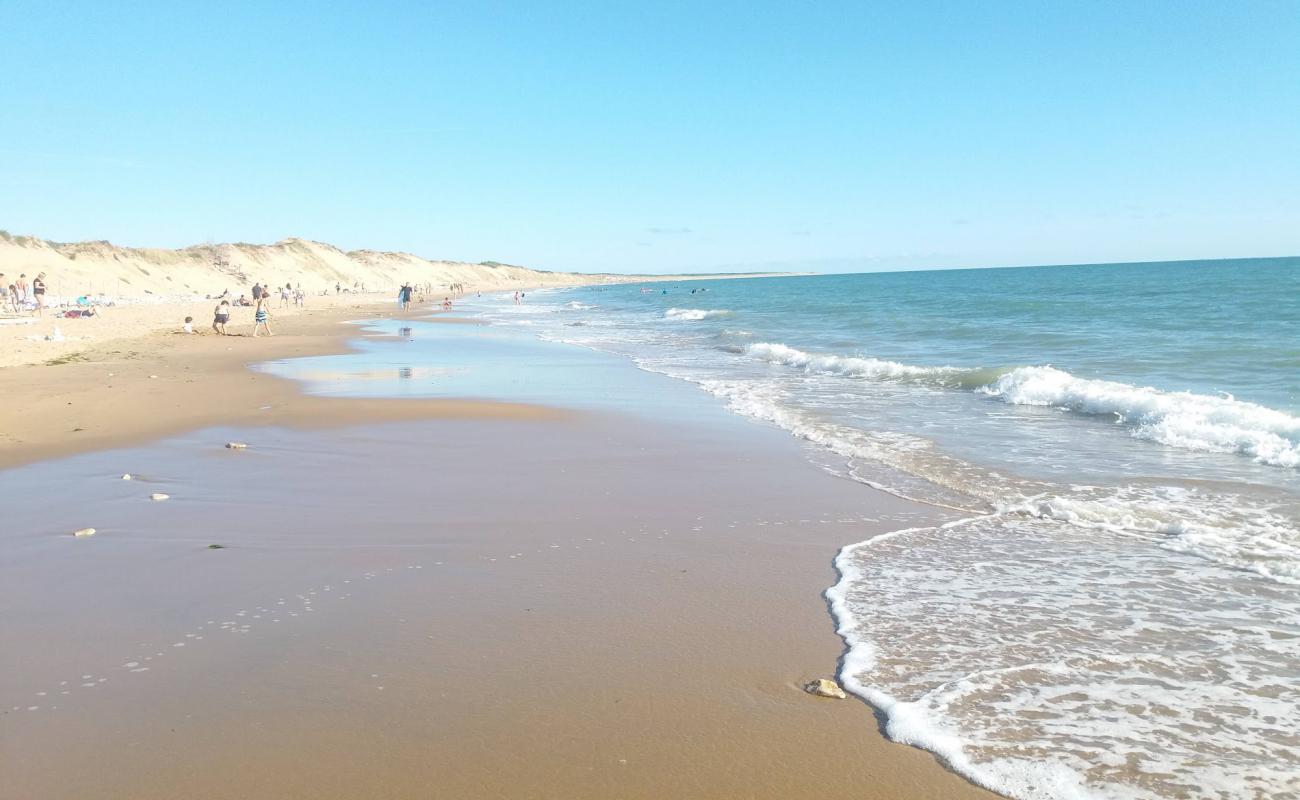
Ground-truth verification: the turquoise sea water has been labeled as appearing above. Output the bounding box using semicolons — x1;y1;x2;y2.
462;257;1299;800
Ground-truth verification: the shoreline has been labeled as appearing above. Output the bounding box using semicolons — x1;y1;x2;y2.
0;302;566;470
1;303;997;800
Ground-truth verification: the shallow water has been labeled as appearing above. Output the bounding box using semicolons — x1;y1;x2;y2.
459;259;1300;800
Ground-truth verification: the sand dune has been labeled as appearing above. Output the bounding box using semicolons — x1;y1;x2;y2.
0;231;603;301
0;232;638;368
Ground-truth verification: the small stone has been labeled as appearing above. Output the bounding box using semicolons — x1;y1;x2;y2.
804;678;847;699
73;528;97;538
121;473;132;480
150;493;170;501
207;544;225;549
225;442;247;450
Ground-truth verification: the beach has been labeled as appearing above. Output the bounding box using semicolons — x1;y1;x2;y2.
0;302;994;799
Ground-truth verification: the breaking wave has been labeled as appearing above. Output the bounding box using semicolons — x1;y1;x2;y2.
747;342;1300;468
982;366;1300;468
664;307;732;321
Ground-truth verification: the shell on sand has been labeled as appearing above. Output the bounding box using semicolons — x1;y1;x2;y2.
72;528;97;537
225;442;248;450
121;473;133;480
150;493;170;501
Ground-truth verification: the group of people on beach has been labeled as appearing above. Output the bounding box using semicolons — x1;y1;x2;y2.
398;281;466;311
203;281;280;336
1;271;46;315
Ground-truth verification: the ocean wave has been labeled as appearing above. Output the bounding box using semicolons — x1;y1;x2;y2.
981;366;1300;468
746;342;982;384
664;307;732;321
747;342;1300;468
564;301;596;310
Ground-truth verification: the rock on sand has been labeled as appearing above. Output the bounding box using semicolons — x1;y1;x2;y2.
72;528;97;538
804;678;847;699
225;442;248;450
150;493;170;501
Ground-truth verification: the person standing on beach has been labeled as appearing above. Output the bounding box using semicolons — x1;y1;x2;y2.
0;275;10;314
32;274;45;316
252;295;273;337
212;299;231;334
279;283;291;308
16;273;28;304
252;282;263;302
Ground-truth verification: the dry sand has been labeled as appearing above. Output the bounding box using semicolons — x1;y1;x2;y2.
0;300;996;799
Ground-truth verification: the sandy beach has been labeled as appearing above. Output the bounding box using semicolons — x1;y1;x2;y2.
1;303;996;799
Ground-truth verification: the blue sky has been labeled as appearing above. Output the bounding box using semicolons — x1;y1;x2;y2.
3;1;1297;274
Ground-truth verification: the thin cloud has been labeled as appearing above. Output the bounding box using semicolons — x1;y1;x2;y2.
646;226;694;235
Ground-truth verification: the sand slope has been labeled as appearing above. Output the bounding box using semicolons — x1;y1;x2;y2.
0;231;601;300
0;232;636;368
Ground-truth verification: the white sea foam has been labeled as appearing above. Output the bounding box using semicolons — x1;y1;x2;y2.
829;515;1300;800
982;365;1300;468
1002;485;1300;584
664;307;732;321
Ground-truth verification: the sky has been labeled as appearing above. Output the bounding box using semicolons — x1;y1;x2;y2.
3;1;1298;274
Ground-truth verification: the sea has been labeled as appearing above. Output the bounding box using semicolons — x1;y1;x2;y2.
464;257;1300;800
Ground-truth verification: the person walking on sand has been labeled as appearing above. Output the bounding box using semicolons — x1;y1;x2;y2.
32;274;46;316
279;283;291;308
252;295;273;337
212;299;231;334
16;273;29;304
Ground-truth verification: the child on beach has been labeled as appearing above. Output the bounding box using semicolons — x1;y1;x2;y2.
182;316;195;334
252;296;273;337
213;299;231;334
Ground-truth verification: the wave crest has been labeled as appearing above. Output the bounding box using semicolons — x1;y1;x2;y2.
746;342;973;383
982;366;1300;468
664;307;731;321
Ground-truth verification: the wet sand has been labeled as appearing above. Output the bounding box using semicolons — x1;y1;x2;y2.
0;304;556;470
0;313;996;799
